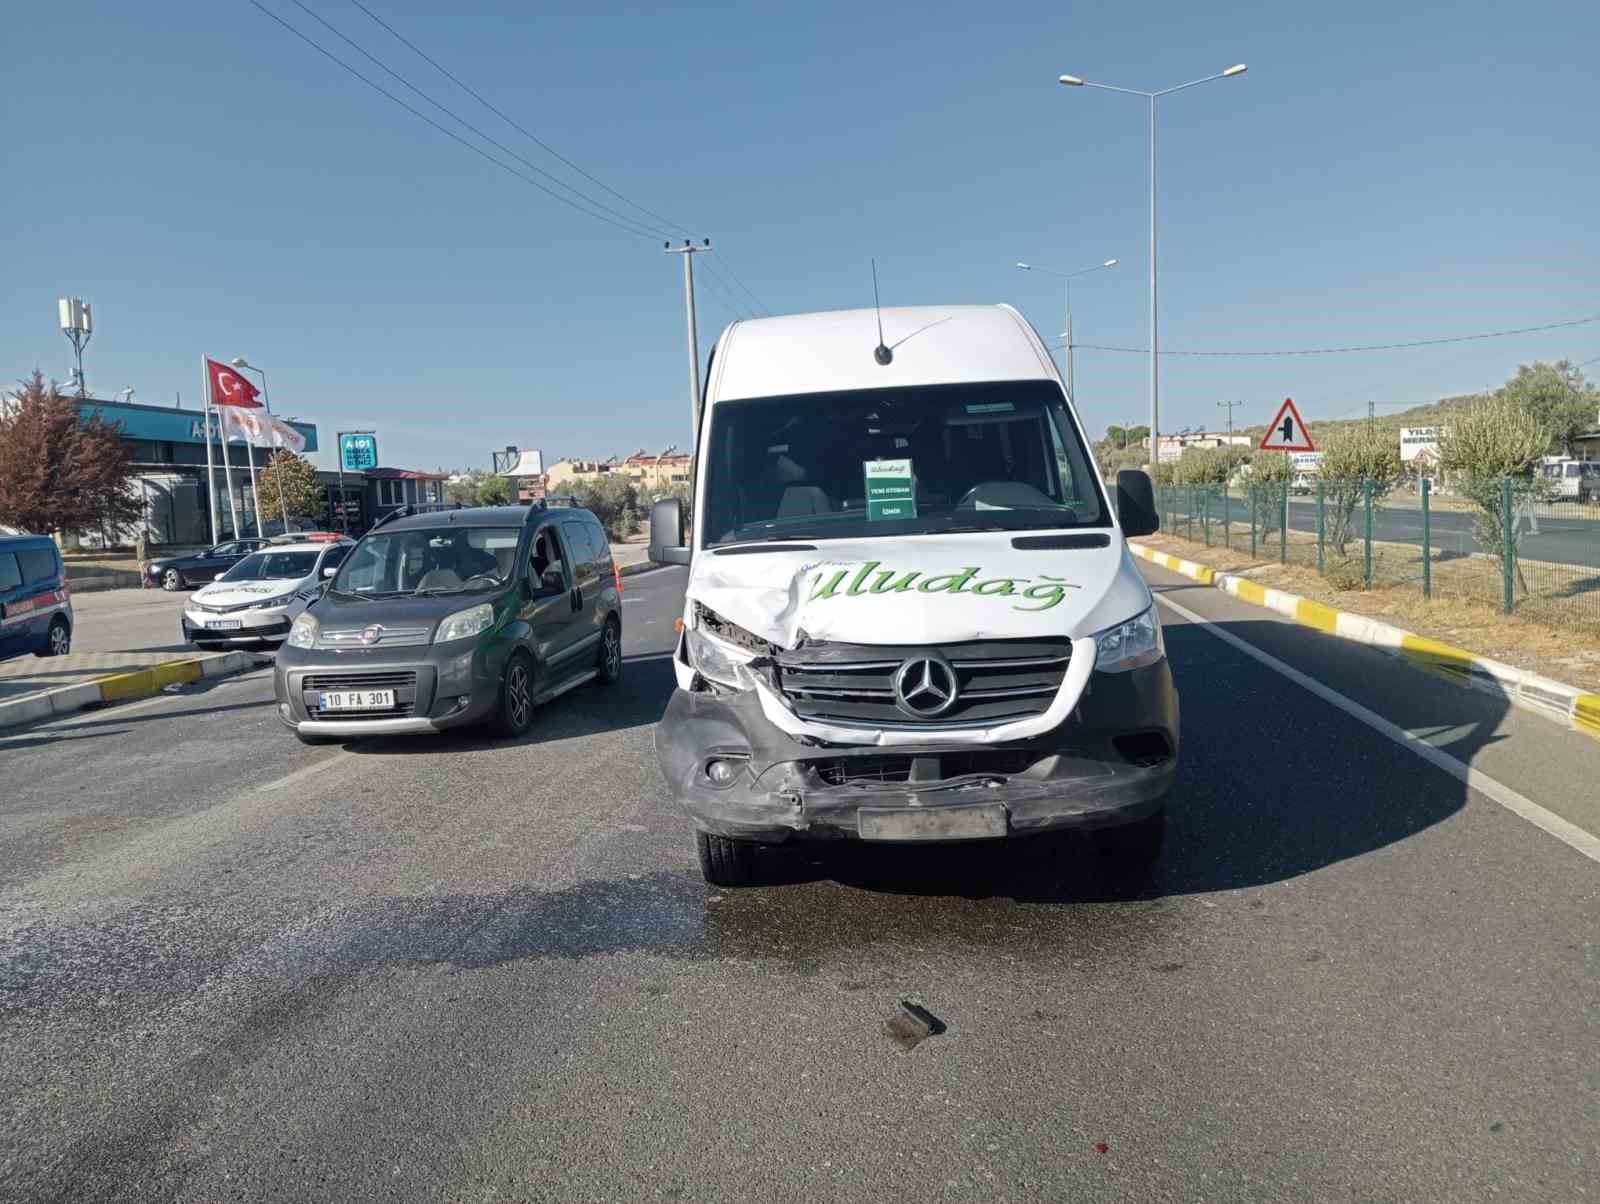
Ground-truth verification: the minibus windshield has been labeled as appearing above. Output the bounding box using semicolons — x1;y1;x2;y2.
701;381;1111;547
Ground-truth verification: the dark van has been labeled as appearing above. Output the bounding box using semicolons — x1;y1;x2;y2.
273;502;623;743
0;535;74;661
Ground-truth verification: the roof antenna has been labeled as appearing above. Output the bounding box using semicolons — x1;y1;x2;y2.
871;259;892;365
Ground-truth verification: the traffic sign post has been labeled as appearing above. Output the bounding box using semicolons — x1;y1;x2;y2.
1258;398;1315;453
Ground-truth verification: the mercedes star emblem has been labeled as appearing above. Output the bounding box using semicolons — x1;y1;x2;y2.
893;655;960;718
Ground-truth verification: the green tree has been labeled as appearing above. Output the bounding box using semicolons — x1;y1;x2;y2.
1245;450;1294;536
1497;360;1597;455
0;371;139;538
257;451;327;527
572;474;641;540
444;471;485;506
1317;425;1403;557
477;475;512;506
1440;394;1551;594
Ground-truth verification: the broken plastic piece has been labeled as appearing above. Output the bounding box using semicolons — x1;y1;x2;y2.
884;1000;946;1051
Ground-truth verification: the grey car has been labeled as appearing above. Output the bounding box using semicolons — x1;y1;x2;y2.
273;503;622;744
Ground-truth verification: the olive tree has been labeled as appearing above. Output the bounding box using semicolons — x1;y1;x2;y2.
1246;450;1294;536
1439;395;1550;593
1317;425;1403;557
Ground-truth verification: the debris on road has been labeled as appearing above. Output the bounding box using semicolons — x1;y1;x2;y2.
885;1000;946;1051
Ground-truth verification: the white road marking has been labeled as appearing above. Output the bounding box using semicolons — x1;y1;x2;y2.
257;752;354;792
1154;591;1600;867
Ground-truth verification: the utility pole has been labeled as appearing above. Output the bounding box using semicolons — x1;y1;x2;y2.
1217;398;1242;438
664;239;711;440
1367;400;1375;435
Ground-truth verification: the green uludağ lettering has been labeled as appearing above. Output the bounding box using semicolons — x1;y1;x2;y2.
916;567;980;594
805;566;1079;611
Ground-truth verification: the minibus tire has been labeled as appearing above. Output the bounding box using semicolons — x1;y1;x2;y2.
696;831;761;887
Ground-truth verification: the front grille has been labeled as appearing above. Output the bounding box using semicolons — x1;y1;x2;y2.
777;638;1072;729
301;670;420;720
318;625;433;649
812;749;1044;787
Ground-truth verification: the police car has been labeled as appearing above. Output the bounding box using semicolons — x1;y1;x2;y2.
182;536;353;649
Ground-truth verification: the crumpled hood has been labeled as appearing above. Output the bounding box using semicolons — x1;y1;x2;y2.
686;531;1150;648
192;578;305;607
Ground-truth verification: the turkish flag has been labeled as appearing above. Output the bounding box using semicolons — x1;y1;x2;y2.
206;358;262;407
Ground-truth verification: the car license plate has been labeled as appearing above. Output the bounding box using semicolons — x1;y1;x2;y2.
319;690;396;711
857;803;1008;842
205;619;243;630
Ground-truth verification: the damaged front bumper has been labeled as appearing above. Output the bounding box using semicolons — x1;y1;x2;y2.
654;658;1179;844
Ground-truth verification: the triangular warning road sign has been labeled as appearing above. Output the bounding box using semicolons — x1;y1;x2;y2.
1259;397;1315;452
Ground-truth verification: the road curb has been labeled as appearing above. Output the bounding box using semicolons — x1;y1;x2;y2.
1128;541;1600;745
618;560;660;578
0;651;268;733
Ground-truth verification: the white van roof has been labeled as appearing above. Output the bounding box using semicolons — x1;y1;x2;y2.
708;304;1059;403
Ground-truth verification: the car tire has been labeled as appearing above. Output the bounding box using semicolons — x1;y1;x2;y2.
596;616;622;685
36;617;71;658
696;831;763;888
493;650;536;738
161;568;185;591
1092;808;1166;867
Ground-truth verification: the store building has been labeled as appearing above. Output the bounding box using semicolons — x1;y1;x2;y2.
313;467;448;535
75;396;319;546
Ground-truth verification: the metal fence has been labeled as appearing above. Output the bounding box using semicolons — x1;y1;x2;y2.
1154;478;1600;632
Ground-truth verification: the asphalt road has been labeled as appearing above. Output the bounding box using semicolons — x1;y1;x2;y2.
4;562;1598;1201
67;588;193;655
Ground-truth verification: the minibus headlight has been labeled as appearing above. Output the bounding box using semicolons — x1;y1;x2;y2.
684;625;756;690
1093;605;1164;673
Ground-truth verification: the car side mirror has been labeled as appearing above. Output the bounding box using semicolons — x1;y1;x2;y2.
322;566;337;578
532;566;566;598
649;497;691;566
1116;469;1160;538
214;572;226;581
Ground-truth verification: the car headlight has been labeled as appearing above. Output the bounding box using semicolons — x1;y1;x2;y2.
684;624;756;690
287;612;319;649
434;602;495;643
249;595;290;610
1093;605;1164;673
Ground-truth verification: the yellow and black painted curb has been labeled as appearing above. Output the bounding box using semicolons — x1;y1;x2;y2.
0;651;267;733
1129;542;1600;744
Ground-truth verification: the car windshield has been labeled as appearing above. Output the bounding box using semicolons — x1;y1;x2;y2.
701;380;1109;547
221;551;319;582
332;526;520;596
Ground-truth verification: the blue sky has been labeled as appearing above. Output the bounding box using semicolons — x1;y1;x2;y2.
5;0;1597;471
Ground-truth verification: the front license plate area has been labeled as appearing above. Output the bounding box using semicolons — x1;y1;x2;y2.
319;689;396;711
205;619;243;630
858;803;1008;842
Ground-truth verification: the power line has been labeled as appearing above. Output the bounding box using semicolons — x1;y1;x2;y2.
344;0;769;316
278;0;672;242
245;0;682;244
1067;312;1600;357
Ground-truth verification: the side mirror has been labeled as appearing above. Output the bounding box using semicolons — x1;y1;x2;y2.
322;566;338;578
1116;470;1160;538
649;497;691;566
214;572;225;581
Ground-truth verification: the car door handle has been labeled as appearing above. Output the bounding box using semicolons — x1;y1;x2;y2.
570;587;581;612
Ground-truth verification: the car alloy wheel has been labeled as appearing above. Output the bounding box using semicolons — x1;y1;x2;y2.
162;569;182;591
506;659;532;730
47;619;71;656
602;622;621;682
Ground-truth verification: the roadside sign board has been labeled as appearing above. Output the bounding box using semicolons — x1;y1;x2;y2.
339;433;379;472
1259;398;1315;452
864;458;917;521
1400;427;1446;464
1291;451;1323;474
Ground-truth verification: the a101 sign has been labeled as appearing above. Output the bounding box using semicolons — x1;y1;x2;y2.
339;433;378;472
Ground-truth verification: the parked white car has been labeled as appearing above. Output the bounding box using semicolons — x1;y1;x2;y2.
182;539;353;648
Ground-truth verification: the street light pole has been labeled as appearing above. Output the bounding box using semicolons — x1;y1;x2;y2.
1058;63;1248;469
665;239;712;439
1015;258;1117;401
232;358;287;533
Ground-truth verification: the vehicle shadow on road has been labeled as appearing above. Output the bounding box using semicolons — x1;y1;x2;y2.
748;616;1507;905
341;652;678;756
